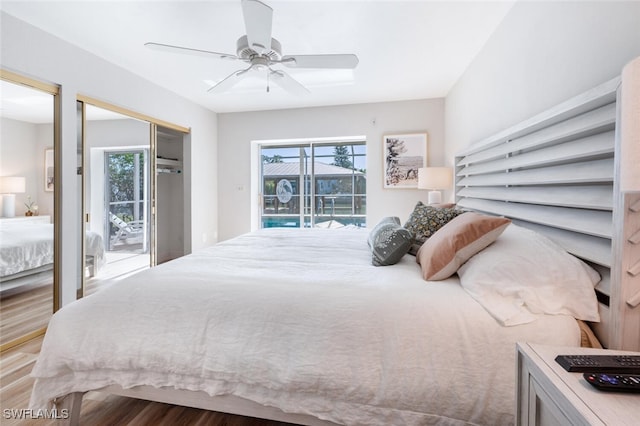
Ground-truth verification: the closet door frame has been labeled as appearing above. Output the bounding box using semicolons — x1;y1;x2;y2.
76;96;189;295
0;69;61;351
150;123;157;267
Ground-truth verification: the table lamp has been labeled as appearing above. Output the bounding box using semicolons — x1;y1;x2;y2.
418;167;452;205
0;176;26;217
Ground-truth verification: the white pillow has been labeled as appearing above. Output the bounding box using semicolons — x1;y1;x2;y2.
457;224;601;326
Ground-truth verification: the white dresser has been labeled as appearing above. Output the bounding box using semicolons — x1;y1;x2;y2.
517;342;640;425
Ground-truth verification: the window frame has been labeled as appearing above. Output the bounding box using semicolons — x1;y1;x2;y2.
252;136;367;230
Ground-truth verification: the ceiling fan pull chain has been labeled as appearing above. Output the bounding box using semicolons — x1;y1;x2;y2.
266;71;270;93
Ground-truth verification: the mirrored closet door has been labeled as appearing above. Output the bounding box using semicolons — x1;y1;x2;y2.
78;102;152;298
0;74;59;350
77;100;189;297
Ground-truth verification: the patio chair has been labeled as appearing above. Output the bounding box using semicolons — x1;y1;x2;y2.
109;212;144;246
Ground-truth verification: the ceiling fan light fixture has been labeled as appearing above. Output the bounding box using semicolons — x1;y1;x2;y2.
146;0;359;96
249;56;270;71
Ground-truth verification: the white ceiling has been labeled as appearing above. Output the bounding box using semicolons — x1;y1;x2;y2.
1;0;514;116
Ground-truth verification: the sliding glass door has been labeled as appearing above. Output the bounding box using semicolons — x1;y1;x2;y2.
261;145;307;228
77;98;189;298
105;150;150;253
311;143;366;226
260;141;366;228
78;102;152;298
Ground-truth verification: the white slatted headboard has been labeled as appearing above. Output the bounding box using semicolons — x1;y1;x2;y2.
455;68;640;350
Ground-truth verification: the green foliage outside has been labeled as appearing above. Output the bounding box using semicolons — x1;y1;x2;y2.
108;152;144;222
331;146;353;169
262;154;283;163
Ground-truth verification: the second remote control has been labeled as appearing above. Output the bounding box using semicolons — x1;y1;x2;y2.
583;373;640;392
555;354;640;373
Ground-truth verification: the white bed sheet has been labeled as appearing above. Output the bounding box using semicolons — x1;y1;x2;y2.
0;222;105;279
0;222;53;277
30;228;581;425
85;230;106;272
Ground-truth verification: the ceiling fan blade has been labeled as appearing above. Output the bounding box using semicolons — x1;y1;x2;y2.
145;42;237;60
208;69;250;93
281;54;359;69
241;0;273;54
269;70;310;95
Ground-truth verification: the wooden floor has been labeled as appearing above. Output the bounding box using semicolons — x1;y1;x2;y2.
0;335;297;425
0;252;149;348
0;280;52;347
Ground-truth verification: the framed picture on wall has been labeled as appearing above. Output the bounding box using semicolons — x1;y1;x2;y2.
44;148;54;192
383;133;427;189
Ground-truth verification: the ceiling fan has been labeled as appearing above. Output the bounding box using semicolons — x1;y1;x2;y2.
145;0;359;95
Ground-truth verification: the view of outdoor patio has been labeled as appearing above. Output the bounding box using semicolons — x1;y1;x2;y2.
261;142;366;228
106;151;149;253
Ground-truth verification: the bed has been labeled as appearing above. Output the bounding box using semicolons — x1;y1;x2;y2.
29;57;640;425
30;227;589;426
0;220;105;288
0;221;54;283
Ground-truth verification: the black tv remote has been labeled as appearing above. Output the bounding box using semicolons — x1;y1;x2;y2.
583;373;640;393
555;354;640;373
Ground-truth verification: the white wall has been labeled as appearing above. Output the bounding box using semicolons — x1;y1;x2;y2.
0;117;54;218
445;1;640;161
217;98;444;241
1;12;218;306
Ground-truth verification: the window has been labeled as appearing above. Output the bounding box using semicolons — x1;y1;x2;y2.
260;141;366;228
105;149;149;252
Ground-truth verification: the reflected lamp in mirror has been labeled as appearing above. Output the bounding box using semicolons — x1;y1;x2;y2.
0;176;26;218
418;167;452;205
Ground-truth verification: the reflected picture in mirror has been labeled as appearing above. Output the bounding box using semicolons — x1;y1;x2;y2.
44;147;53;191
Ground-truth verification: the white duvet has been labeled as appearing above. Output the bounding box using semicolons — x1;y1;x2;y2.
30;228;581;425
0;221;53;277
0;222;105;278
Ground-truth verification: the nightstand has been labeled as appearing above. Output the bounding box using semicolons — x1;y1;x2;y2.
516;342;640;425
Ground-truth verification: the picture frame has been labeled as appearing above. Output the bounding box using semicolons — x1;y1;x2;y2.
44;148;54;192
383;133;427;188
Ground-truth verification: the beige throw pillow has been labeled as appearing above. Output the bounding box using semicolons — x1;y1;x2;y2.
416;212;511;281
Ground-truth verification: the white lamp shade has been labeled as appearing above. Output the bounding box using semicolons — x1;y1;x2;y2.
418;167;452;190
0;176;26;194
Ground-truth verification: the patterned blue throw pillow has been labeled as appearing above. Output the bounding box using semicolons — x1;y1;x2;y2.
368;217;413;266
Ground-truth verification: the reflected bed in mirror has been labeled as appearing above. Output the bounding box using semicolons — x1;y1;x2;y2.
0;216;105;346
0;216;105;291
